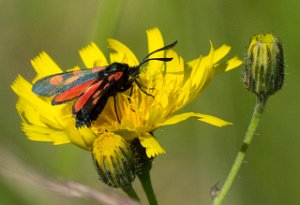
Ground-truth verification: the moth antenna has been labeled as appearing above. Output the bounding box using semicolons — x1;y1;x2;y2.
139;41;177;67
139;57;173;66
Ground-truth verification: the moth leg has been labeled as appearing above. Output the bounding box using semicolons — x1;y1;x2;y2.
113;95;121;123
128;85;134;97
134;79;154;98
127;86;136;112
117;84;136;112
135;78;155;91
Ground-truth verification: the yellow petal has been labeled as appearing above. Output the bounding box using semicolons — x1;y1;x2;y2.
214;56;243;76
146;28;164;54
213;44;231;63
22;123;70;144
107;39;139;66
165;49;184;73
196;113;232;127
11;75;64;125
17;101;72;145
146;28;165;73
31;52;63;83
66;126;94;151
139;132;166;158
158;112;232;127
78;126;98;148
79;42;108;68
190;42;215;86
182;43;215;106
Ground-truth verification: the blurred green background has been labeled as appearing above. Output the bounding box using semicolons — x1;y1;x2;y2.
1;0;299;204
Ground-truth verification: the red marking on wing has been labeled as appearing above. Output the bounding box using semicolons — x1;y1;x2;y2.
108;72;123;81
93;90;102;98
53;79;97;103
92;66;106;73
50;76;64;85
92;96;101;105
73;80;103;112
72;67;105;75
72;70;82;75
91;84;109;105
65;75;80;85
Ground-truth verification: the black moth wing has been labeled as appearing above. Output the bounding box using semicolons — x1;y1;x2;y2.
32;66;107;97
73;63;130;127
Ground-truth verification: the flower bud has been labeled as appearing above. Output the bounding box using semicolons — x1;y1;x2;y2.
92;132;138;188
243;34;284;98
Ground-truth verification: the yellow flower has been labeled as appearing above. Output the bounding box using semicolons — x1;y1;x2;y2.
11;28;242;161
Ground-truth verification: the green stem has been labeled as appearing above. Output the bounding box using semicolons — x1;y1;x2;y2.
122;186;140;202
213;96;268;205
138;160;158;205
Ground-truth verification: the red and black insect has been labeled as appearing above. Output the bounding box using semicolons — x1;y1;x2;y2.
32;41;177;127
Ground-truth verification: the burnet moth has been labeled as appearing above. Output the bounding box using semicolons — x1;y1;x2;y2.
32;41;177;127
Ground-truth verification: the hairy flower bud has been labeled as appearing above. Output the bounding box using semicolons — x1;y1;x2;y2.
92;132;138;188
243;34;284;98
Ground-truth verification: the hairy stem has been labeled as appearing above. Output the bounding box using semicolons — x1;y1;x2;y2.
138;159;158;205
213;96;267;205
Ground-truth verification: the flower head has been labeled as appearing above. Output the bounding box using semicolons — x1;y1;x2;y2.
243;33;284;98
92;132;138;188
12;28;241;167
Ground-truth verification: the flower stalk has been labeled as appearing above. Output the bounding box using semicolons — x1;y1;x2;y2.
212;96;267;205
138;158;157;205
